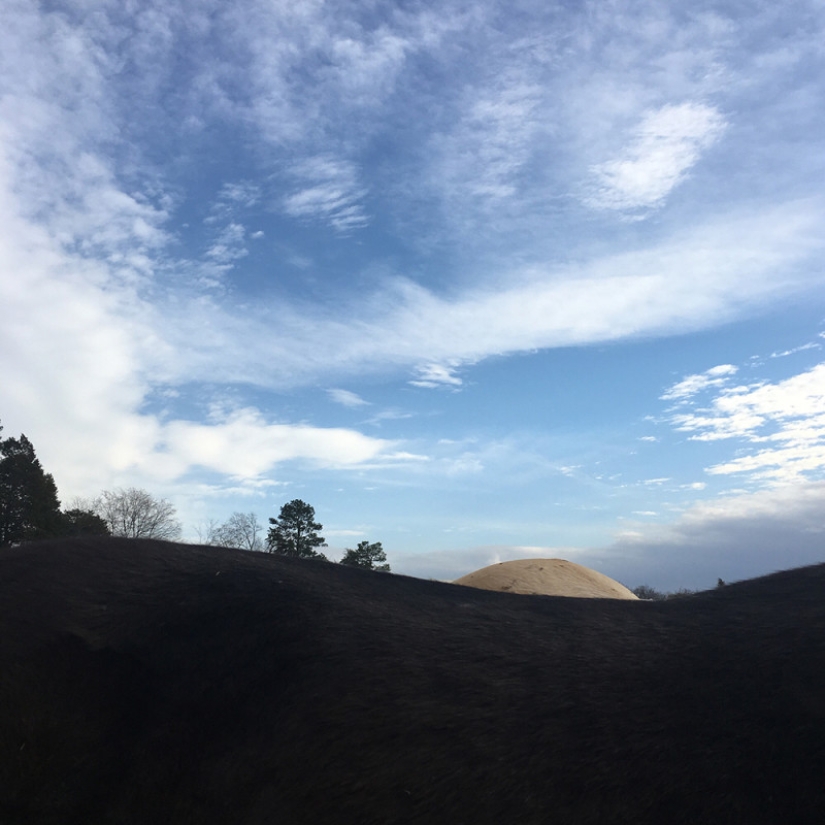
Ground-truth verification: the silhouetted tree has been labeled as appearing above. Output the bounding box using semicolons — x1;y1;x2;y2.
61;508;111;538
632;585;667;601
267;500;327;559
0;425;63;546
92;487;182;540
339;540;391;572
633;584;700;600
206;512;264;552
666;588;698;599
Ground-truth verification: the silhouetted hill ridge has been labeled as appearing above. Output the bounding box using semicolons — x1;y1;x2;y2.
1;537;824;824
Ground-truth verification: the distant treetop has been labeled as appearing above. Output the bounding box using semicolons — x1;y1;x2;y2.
267;499;327;560
339;540;391;572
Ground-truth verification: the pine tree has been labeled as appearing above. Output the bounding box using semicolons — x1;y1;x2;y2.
266;500;327;559
0;428;63;546
61;508;111;538
339;540;391;572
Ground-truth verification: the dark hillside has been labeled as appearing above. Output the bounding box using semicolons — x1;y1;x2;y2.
1;537;824;824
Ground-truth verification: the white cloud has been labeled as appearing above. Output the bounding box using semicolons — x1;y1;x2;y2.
328;388;370;407
205;222;249;265
586;102;726;213
0;5;170;274
667;362;825;483
410;363;464;389
0;147;395;494
156;408;392;479
661;364;738;401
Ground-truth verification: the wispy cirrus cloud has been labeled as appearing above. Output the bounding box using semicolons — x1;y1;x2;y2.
410;363;464;389
770;338;822;358
205;182;261;224
194;182;264;286
205;222;249;267
661;364;739;402
282;156;369;232
230;0;448;143
427;72;544;217
165;197;824;387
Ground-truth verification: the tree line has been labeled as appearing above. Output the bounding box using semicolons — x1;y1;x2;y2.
9;421;730;586
0;422;108;545
631;580;725;600
199;499;390;570
0;421;390;571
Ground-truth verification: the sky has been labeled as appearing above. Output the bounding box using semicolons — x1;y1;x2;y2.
2;0;825;590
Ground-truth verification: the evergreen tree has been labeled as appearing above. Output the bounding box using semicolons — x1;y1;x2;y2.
339;540;391;572
266;500;327;559
61;508;111;538
0;427;63;546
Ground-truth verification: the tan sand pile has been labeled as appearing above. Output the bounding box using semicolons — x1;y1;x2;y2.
453;558;638;599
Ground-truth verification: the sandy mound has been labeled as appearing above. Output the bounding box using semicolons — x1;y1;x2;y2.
453;558;638;599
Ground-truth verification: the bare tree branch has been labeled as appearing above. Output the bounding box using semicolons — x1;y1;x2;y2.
93;488;182;541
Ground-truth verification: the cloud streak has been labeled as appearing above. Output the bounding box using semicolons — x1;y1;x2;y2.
328;389;370;408
162;198;825;387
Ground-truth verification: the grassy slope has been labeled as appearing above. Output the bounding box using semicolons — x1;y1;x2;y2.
1;537;824;824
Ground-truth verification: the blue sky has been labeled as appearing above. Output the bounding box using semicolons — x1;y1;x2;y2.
2;0;825;589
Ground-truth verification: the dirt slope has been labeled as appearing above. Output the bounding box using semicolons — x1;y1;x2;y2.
453;557;639;599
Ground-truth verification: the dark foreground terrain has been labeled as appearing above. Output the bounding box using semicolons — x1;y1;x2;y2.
1;538;824;824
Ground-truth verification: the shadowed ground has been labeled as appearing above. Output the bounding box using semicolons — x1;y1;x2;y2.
1;537;824;824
